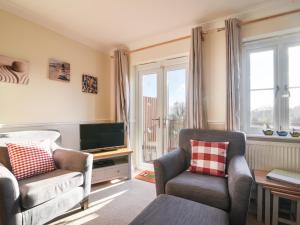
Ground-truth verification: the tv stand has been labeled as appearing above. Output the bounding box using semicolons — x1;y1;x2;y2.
91;148;133;184
87;146;124;153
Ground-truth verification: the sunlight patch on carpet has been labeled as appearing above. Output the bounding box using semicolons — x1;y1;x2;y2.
49;190;128;225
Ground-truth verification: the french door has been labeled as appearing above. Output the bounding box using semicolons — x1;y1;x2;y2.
137;57;188;169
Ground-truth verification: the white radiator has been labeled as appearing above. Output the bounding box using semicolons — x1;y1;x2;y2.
245;140;300;172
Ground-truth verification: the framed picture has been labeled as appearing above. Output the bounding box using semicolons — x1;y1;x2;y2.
49;59;70;82
0;55;29;85
82;74;98;94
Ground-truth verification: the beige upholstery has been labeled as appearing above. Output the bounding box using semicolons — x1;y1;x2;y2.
0;146;12;171
19;169;84;209
0;130;93;225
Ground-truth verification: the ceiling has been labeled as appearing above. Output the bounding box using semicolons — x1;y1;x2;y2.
0;0;294;52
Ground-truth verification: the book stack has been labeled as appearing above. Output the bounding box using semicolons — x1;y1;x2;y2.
267;169;300;187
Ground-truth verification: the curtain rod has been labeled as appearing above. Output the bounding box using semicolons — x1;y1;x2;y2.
110;8;300;58
212;7;300;32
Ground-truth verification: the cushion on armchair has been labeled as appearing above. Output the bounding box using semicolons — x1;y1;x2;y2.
165;171;230;211
190;140;229;177
18;169;83;209
6;142;55;180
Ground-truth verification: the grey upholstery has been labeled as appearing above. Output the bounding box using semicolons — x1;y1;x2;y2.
129;194;229;225
154;148;186;195
228;155;253;225
19;169;84;209
0;130;93;225
178;129;246;165
154;129;253;225
166;171;230;210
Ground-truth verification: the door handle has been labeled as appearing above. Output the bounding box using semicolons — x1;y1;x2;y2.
152;118;160;128
163;117;171;128
282;85;290;98
275;85;280;98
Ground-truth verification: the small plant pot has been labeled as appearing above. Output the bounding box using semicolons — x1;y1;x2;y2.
290;131;300;138
276;131;288;136
263;130;274;136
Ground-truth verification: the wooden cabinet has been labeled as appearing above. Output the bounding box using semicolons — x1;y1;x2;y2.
91;148;132;185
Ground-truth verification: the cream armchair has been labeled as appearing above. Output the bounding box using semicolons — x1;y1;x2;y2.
0;130;93;225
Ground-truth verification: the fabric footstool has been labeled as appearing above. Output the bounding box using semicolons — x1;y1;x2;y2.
129;194;229;225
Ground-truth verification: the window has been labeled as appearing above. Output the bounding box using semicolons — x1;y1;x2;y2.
241;33;300;133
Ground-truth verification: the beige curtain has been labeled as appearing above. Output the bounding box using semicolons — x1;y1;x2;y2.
114;49;130;135
187;26;208;129
225;18;241;131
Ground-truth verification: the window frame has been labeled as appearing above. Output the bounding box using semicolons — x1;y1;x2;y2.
281;38;300;129
241;32;300;134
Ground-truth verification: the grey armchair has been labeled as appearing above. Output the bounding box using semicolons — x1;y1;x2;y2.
154;129;253;225
0;131;93;225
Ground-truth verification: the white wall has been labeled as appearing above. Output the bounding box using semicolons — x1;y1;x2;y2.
128;11;300;168
202;30;227;130
129;12;300;133
129;32;227;131
242;12;300;39
0;10;114;125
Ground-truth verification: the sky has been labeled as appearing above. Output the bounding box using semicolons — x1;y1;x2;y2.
140;45;300;117
142;69;186;114
250;46;300;110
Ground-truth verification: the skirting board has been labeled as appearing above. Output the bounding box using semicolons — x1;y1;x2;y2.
207;121;225;130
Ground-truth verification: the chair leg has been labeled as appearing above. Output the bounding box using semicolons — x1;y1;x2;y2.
81;198;89;210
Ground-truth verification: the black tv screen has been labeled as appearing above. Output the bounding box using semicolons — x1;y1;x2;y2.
80;123;125;150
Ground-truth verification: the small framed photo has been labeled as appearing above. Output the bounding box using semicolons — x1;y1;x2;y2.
82;74;98;94
49;59;70;82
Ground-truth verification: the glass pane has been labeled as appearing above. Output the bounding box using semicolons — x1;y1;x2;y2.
289;88;300;128
250;50;274;90
250;90;274;128
166;69;186;153
288;46;300;87
142;74;158;163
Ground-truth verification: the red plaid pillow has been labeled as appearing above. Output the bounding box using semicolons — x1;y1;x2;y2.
6;142;56;180
190;140;229;177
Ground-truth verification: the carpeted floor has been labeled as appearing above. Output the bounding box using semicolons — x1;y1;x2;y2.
49;178;262;225
49;179;156;225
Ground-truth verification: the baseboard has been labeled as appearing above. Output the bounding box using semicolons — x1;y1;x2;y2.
207;121;225;130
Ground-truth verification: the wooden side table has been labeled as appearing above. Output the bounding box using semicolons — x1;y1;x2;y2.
254;170;300;225
271;191;300;225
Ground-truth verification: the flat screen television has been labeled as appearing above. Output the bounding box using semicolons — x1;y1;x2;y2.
80;123;125;152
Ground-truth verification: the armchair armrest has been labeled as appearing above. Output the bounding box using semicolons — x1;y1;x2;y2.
0;163;22;225
53;149;93;197
228;155;253;225
153;148;186;196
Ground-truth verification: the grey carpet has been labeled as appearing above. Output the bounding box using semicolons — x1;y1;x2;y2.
49;178;261;225
49;179;156;225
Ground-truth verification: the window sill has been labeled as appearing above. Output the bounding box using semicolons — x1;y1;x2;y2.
246;134;300;143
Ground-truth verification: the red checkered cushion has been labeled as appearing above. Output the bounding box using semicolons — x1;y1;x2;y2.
6;142;56;180
190;140;229;177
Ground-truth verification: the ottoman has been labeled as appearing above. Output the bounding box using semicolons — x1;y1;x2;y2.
129;194;229;225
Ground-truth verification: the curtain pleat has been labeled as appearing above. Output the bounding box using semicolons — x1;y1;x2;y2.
114;49;130;138
225;18;241;131
187;26;208;129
